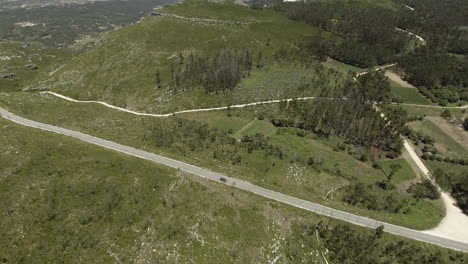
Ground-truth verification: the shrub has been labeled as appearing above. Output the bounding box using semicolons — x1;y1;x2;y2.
407;180;440;200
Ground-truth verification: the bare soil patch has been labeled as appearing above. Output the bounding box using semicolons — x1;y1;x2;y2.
385;70;415;88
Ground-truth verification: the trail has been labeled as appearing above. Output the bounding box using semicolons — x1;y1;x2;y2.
233;118;257;139
40;91;316;117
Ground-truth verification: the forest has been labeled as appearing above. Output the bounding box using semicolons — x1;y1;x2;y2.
273;0;468;104
274;1;409;67
271;72;406;158
398;48;468;105
169;49;254;93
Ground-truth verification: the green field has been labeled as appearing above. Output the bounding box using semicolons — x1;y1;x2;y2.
390;82;432;105
323;58;363;73
399;105;466;118
378;158;418;185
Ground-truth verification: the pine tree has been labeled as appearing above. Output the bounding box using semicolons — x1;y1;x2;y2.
156;69;161;89
256;51;263;68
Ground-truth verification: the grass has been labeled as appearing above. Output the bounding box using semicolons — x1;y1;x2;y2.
323;58;362;73
0;116;322;262
426;160;468;175
379;158;418;185
0;41;71;90
0;91;445;229
390;81;432;105
409;119;468;158
398;104;466;118
241;119;278;137
0;117;464;262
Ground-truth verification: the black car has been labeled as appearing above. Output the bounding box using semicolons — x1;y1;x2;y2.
219;177;227;182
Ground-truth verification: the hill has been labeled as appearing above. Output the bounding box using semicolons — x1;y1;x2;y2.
37;0;343;113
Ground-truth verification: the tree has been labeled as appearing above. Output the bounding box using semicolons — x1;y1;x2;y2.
179;53;184;65
170;64;175;87
441;109;452;118
256;51;263;68
156;69;161;89
375;225;384;239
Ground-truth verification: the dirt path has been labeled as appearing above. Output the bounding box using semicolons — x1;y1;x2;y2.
404;140;468;243
233;118;257;139
41;91;317;117
395;28;426;45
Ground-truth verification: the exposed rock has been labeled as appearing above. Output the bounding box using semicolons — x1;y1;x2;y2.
25;64;38;71
0;73;15;79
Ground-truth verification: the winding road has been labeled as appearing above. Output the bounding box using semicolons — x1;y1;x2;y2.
1;106;468;252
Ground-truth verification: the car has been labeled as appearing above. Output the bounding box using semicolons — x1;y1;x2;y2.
219;177;227;182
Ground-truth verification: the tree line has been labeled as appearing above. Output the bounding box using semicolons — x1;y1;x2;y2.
398;48;468;105
274;1;410;67
434;169;468;214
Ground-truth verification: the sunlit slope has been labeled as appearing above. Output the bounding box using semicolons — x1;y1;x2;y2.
40;1;325;112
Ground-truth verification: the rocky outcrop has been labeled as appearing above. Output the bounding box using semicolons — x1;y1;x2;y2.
25;64;38;71
0;73;16;79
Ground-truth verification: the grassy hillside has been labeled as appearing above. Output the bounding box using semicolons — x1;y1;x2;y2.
0;41;71;90
38;0;342;113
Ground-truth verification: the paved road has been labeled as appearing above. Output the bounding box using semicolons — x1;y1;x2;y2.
2;107;468;252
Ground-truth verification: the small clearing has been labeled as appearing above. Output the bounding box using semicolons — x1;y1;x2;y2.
426;116;468;150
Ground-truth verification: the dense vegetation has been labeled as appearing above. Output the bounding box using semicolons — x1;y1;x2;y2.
272;72;406;158
274;0;468;105
394;0;468;52
170;49;255;93
434;169;468;214
275;1;410;67
398;48;468;105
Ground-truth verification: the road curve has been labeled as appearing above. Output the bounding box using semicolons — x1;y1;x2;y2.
1;107;468;252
